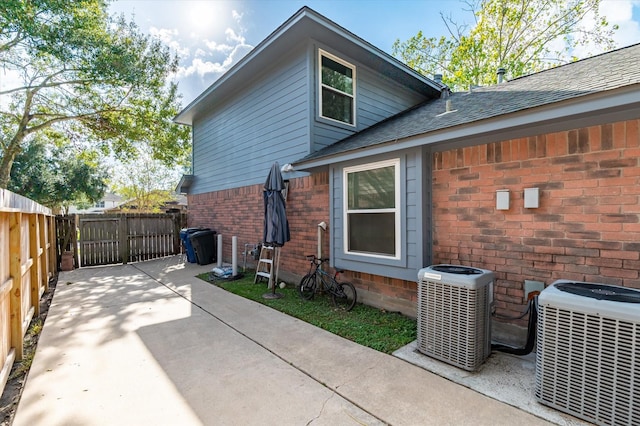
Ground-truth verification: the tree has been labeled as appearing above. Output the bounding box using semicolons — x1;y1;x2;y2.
392;0;618;91
0;0;190;188
112;146;183;213
8;138;107;213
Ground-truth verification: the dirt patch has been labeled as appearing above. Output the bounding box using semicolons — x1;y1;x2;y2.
1;277;57;426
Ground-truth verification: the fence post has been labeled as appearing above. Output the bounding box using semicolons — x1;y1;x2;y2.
9;212;24;360
38;215;49;292
29;215;41;316
48;216;56;279
172;214;181;255
72;214;79;268
119;215;129;264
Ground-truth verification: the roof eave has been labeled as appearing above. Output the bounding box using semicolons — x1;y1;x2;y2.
174;6;442;125
293;87;640;170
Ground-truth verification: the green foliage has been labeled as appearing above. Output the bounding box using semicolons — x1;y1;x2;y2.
200;273;417;354
0;0;190;188
8;138;107;211
112;145;184;212
393;0;618;91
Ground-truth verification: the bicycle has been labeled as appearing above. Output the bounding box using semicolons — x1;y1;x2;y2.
298;255;357;311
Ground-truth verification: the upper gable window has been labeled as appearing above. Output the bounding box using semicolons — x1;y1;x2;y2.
319;50;355;126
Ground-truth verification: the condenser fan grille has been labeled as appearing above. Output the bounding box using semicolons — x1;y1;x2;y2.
536;281;640;426
417;268;493;371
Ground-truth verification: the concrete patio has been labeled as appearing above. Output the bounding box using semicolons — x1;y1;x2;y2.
13;256;584;425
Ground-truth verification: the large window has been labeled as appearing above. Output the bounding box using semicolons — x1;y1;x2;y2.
319;50;355;126
344;159;400;258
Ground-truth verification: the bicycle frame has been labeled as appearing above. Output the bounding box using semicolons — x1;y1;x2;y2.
299;255;357;311
306;257;340;295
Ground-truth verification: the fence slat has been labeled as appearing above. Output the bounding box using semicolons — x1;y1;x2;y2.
2;190;54;396
59;213;185;267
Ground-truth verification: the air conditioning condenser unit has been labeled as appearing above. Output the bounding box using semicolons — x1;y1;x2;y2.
536;280;640;426
417;264;494;371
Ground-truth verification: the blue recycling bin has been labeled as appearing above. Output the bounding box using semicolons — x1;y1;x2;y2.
180;228;208;263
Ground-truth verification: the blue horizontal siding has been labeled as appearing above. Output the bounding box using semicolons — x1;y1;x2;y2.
191;45;311;194
313;56;428;152
331;148;426;281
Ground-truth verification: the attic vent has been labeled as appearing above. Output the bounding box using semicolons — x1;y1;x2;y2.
436;99;457;117
497;68;506;83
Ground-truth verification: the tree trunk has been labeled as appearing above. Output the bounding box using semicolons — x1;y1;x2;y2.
0;90;35;188
0;134;24;188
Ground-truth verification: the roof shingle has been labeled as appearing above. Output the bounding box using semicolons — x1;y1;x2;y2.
299;43;640;162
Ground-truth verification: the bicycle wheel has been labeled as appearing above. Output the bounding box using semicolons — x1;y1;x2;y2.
331;282;357;311
298;273;316;300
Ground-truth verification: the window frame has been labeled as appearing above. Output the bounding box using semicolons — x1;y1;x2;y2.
343;158;401;260
318;49;356;127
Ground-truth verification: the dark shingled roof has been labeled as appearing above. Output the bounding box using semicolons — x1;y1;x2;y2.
298;43;640;163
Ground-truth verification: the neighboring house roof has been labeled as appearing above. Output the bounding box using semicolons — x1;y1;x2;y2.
67;192;124;214
174;6;444;125
295;43;640;169
106;193;187;212
102;192;124;203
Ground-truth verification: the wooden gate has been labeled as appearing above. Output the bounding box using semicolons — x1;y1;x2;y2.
57;213;186;267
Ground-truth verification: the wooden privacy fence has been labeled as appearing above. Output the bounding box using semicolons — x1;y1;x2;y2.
57;213;187;267
1;189;56;396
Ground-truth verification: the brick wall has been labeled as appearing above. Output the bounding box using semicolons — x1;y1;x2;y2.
187;170;418;315
188;172;331;282
432;119;640;317
186;118;640;318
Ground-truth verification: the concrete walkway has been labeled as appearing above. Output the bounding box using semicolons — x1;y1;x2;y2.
14;256;554;425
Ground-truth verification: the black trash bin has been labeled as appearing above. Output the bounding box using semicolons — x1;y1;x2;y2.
180;228;209;263
189;230;217;265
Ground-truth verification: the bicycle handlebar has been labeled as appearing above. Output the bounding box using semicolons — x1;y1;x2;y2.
305;254;329;263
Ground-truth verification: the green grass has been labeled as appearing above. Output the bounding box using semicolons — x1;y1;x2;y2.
198;272;416;354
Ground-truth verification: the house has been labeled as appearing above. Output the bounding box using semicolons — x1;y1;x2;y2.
176;6;640;319
67;192;123;214
106;192;187;213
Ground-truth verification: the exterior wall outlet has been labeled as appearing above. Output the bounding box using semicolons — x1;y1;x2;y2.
524;187;539;208
524;280;545;301
496;189;510;210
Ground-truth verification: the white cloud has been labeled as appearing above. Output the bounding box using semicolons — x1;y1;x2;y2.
176;42;252;79
571;0;640;58
149;26;190;57
225;28;245;44
203;39;234;53
177;57;228;78
605;0;640;47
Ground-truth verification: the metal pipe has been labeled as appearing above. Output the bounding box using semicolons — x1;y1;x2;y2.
232;236;238;277
317;221;327;260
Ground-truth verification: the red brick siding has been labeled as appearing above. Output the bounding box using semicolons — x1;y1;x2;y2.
433;119;640;318
188;172;331;280
187;170;418;305
187;119;640;317
348;271;418;304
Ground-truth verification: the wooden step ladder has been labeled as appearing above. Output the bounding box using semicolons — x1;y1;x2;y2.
254;245;275;288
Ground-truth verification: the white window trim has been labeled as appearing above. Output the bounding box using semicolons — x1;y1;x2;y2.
343;158;401;260
318;49;356;127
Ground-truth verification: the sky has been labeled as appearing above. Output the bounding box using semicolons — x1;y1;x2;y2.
108;0;640;106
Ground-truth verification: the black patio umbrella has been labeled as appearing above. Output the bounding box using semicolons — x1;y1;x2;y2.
262;162;290;298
